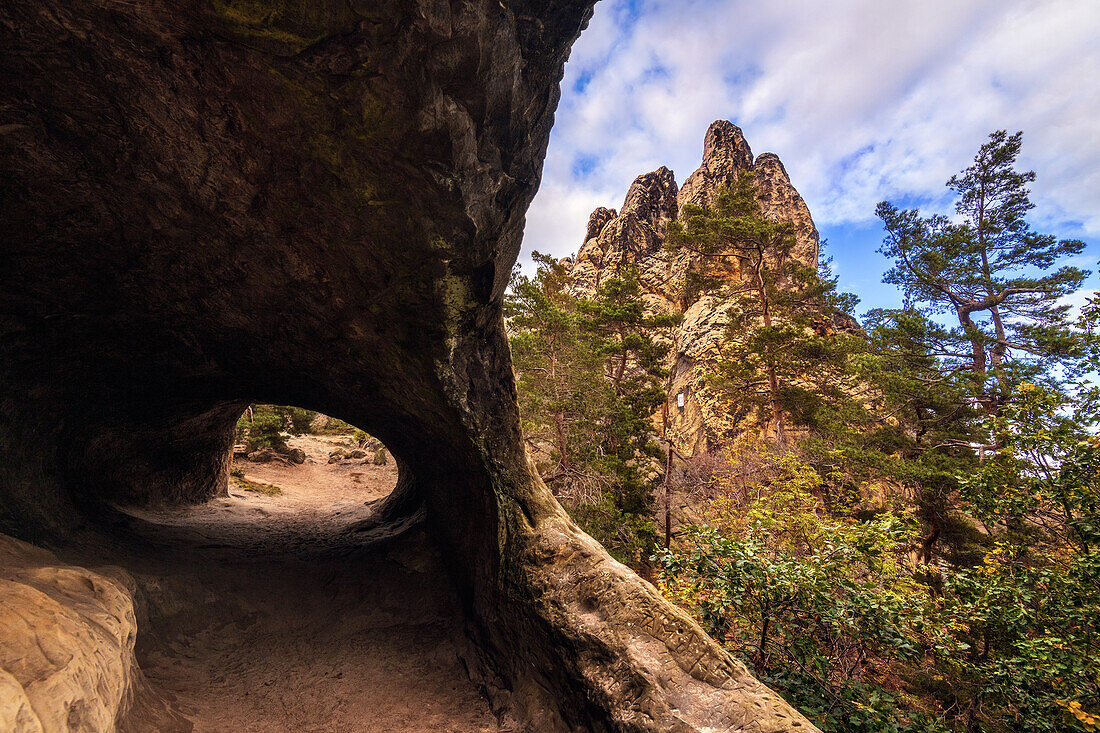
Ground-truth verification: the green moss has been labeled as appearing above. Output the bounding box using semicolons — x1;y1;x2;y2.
306;132;343;169
266;66;321;106
212;0;324;52
231;476;283;496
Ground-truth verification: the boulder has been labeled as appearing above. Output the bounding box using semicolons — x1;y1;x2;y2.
287;448;307;465
0;534;184;732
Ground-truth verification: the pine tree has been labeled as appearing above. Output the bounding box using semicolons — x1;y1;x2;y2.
506;257;670;565
877;130;1087;413
506;252;607;477
581;266;680;529
861;308;987;568
580;265;680;394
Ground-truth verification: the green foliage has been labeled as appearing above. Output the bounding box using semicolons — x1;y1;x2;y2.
657;452;940;732
283;406;318;435
314;416;357;435
227;458;281;497
511;129;1100;731
231;475;283;497
241;405;290;453
234;404;339;452
876;130;1088;411
934;383;1100;731
506;253;674;566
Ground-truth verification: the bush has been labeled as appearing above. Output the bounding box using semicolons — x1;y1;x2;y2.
237;405;289;453
236;404;354;453
284;407;318;435
656;451;939;732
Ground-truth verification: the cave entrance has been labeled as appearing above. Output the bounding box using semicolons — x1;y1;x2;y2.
219;404;400;551
116;403;400;558
101;404;500;731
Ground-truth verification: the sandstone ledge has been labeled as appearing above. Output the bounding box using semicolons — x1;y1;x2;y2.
0;534;145;732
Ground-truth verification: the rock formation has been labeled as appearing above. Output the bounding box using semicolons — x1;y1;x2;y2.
0;3;815;731
0;535;184;732
568;121;822;453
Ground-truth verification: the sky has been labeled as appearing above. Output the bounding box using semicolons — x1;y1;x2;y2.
522;0;1100;315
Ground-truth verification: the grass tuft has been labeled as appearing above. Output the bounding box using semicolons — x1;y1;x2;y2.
230;475;283;497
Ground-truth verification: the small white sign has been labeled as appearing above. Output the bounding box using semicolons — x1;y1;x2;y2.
676;392;685;409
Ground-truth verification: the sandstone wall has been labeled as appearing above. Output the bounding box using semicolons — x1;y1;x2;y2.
0;534;184;733
1;4;817;730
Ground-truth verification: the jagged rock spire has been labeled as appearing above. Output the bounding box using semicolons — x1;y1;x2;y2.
585;207;617;243
678;120;754;210
566;120;825;456
753;152;821;266
621;165;679;231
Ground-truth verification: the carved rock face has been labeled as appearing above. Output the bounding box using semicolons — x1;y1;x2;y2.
568;121;822;453
0;3;816;731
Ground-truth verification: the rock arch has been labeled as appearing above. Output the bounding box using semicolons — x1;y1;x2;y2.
0;1;816;730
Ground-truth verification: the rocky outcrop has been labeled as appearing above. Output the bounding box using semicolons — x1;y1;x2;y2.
570;166;683;305
0;534;183;733
677;120;755;210
1;3;814;731
753;153;820;267
568;121;822;453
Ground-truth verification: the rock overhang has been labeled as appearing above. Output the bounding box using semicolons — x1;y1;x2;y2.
0;3;820;730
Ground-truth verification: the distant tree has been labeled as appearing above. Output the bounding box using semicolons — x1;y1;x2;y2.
861;309;987;569
877;130;1087;413
506;252;606;476
580;265;680;394
235;404;320;453
506;256;666;565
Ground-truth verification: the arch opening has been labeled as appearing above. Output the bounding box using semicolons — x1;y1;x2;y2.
65;403;502;732
113;404;401;556
0;0;820;728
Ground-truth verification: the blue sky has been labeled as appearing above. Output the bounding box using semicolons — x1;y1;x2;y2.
522;0;1100;316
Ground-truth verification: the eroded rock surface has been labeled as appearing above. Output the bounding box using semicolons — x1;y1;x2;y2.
1;3;815;731
0;534;182;733
568;121;822;453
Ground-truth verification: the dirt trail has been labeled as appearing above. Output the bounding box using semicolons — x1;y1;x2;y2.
97;436;501;733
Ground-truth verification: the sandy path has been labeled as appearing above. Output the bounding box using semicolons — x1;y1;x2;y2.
101;436;501;733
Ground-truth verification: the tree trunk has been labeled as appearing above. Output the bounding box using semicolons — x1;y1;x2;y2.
745;245;787;445
663;449;672;548
956;307;990;408
757;611;771;670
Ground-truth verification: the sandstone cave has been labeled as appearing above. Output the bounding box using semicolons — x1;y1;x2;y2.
0;2;815;731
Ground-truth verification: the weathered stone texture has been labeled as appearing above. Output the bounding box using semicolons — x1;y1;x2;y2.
1;3;816;731
0;534;183;733
567;121;822;454
677;120;756;210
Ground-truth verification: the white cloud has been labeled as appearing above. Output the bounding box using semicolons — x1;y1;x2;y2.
525;0;1100;264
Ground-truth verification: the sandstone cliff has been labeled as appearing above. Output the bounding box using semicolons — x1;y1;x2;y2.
1;1;816;728
567;121;821;454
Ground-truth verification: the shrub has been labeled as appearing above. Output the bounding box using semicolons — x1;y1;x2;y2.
238;405;289;453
